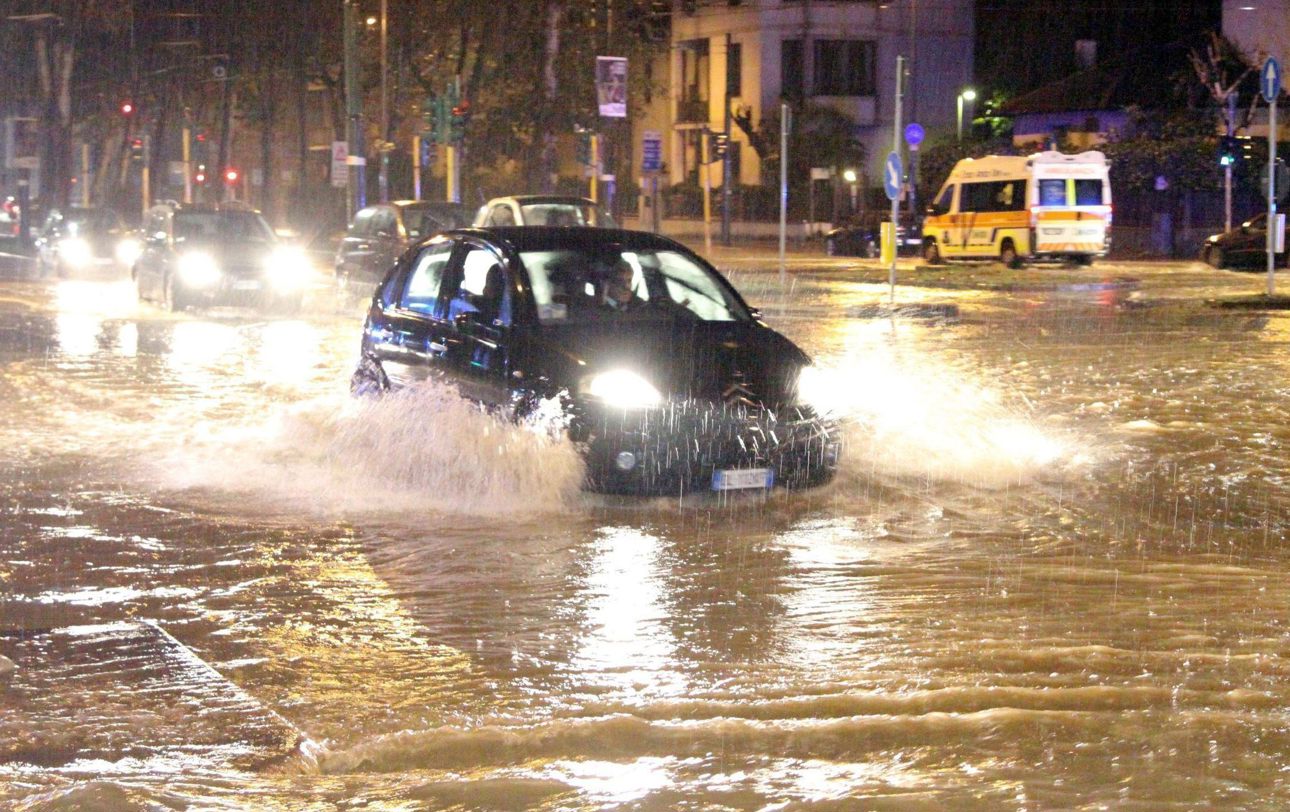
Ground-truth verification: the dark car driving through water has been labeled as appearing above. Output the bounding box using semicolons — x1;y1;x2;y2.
133;203;313;313
350;227;841;496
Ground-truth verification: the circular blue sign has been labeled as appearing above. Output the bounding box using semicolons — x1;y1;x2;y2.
903;122;925;147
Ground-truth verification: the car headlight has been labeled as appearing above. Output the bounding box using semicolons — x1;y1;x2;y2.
177;251;221;287
584;369;662;409
795;364;839;415
115;237;142;266
59;237;91;267
265;246;313;291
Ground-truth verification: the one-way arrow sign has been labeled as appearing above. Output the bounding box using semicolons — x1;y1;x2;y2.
1263;57;1281;103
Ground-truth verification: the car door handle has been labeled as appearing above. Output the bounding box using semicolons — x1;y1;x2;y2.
357;243;370;250
427;341;448;355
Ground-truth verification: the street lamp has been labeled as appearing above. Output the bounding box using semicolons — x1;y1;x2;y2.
957;88;977;142
843;168;858;214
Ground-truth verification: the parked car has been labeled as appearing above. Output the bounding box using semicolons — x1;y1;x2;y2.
34;207;135;277
133;202;313;313
824;213;922;258
335;200;472;297
350;226;841;496
1201;213;1289;270
472;195;616;228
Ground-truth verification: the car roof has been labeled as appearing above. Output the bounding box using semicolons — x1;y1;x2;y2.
488;195;599;206
445;226;692;254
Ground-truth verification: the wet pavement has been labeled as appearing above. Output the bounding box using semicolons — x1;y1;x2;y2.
1;256;1289;809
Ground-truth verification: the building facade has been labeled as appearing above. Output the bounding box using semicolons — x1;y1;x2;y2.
663;0;974;190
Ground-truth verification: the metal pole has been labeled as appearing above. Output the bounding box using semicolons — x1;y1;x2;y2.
890;55;904;304
779;102;789;286
956;94;963;142
1226;93;1236;233
703;131;713;252
343;0;365;220
181;119;192;204
589;133;599;203
378;0;389;203
1268;92;1278;296
721;33;732;246
413;135;422;199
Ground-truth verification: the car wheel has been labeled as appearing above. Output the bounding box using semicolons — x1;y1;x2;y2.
863;239;878;259
1209;247;1225;269
922;239;941;265
350;354;390;397
825;237;837;257
1000;240;1020;268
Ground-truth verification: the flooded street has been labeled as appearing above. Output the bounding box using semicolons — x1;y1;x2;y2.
3;259;1290;809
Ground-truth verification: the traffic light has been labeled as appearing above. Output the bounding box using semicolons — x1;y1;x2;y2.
576;131;592;165
120;101;134;116
129;137;145;161
223;168;239;185
194;164;207;185
707;131;729;163
1218;135;1239;167
450;98;469;143
421;96;438;139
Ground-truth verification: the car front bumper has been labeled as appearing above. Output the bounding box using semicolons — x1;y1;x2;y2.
570;400;842;496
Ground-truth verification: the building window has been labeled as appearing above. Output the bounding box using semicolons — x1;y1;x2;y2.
781;39;804;99
680;39;710;104
727;42;742;97
813;40;875;96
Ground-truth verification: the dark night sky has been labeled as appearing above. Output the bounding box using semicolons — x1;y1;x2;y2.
974;0;1224;94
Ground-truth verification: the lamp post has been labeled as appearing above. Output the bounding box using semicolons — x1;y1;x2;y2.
956;88;977;142
843;168;858;215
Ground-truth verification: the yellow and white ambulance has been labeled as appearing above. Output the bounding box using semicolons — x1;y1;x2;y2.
921;150;1112;266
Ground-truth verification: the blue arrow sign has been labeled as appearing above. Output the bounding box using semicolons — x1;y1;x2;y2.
884;151;903;202
1263;57;1281;103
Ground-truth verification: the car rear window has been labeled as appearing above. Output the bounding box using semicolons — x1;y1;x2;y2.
1038;179;1066;206
1074;179;1104;205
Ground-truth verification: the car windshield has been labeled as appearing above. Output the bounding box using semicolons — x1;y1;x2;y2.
518;202;616;228
403;205;468;237
174;211;275;243
519;246;749;325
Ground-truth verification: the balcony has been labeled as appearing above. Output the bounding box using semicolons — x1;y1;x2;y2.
676;98;709;124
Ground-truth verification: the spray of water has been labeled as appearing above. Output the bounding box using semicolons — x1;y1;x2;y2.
152;381;587;517
808;350;1089;489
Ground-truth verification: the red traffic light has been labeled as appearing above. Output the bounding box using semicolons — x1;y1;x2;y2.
120;101;134;115
223;168;239;184
194;171;207;184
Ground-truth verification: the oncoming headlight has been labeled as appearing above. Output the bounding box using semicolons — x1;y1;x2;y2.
59;237;92;267
177;251;221;287
584;369;662;409
115;237;142;267
265;246;313;291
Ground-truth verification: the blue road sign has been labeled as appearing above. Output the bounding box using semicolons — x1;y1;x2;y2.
1263;57;1281;103
642;130;662;173
883;151;903;201
903;123;925;148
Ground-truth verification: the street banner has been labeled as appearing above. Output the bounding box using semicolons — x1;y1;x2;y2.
596;56;627;118
330;141;348;188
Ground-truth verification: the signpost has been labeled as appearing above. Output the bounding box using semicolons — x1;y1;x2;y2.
888;56;905;305
1262;57;1280;294
642;130;662;235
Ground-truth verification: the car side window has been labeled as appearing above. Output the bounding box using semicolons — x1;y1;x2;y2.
400;241;454;317
372;209;397;237
350;208;375;237
485;204;515;227
448;246;510;325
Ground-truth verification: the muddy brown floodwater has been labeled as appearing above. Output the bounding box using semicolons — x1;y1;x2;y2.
2;259;1289;809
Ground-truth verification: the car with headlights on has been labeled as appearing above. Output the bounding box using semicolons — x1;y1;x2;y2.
35;207;135;277
132;203;313;313
350;226;841;496
1201;213;1289;270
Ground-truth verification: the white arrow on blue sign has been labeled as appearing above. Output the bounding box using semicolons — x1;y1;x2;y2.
903;123;925;148
884;151;903;201
1263;57;1281;104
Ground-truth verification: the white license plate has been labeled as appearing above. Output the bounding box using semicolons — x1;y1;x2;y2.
232;279;262;291
711;467;774;491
